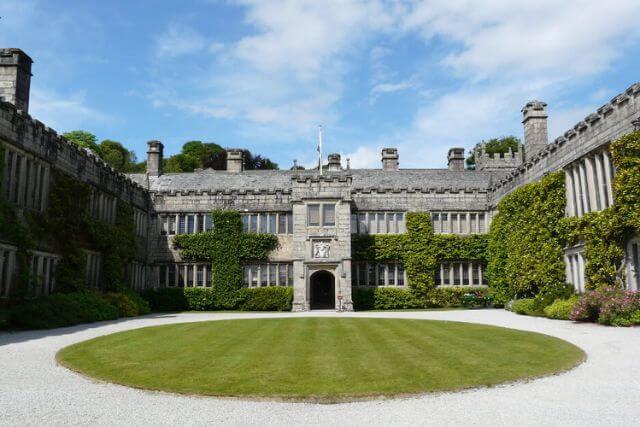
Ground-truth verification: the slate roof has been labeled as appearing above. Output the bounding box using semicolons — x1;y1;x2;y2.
127;168;497;193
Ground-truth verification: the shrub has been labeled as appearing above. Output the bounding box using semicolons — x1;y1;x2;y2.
427;286;490;308
593;289;640;326
101;292;139;317
511;298;541;316
353;287;421;310
543;296;578;320
119;289;151;315
142;288;190;312
9;292;119;329
183;288;217;311
239;287;293;311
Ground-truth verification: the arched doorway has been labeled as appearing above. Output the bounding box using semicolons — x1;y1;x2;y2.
310;270;335;310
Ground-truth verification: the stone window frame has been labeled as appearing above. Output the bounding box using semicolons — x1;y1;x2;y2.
1;143;50;212
84;250;102;289
431;211;488;235
351;262;407;287
28;250;60;297
133;208;148;238
625;236;640;291
564;148;614;218
0;243;18;298
241;212;292;234
127;261;147;291
158;263;213;288
242;262;294;287
158;213;215;236
88;188;117;224
564;244;586;293
350;211;406;235
436;261;487;286
307;203;337;228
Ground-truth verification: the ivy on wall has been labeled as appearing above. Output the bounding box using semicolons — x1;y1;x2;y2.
564;131;640;288
486;171;570;306
1;165;140;298
352;212;489;301
173;210;279;308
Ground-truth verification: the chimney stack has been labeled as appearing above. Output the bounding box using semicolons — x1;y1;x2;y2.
381;148;399;171
522;100;548;161
447;148;465;171
0;48;33;112
327;153;342;171
226;149;244;172
146;140;164;176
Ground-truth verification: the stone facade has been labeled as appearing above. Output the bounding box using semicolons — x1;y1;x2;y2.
1;48;639;305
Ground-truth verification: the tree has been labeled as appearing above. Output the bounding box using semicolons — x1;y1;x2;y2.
162;141;279;172
63;130;101;155
466;136;521;169
163;153;199;173
99;140;137;173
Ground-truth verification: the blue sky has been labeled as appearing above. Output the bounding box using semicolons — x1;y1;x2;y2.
1;0;639;169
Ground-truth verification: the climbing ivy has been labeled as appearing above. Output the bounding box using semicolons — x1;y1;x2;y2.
563;131;640;289
173;210;279;308
486;171;571;306
352;212;489;301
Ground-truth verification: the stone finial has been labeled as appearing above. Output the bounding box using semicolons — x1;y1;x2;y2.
226;148;244;172
146;140;164;176
447;147;465;171
346;158;351;170
0;48;33;113
522;100;548;161
381;148;399;171
632;117;640;131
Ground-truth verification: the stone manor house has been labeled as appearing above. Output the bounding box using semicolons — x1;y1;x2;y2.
1;48;639;310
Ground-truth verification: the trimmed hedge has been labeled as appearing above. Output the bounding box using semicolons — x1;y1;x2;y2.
10;292;119;329
510;298;542;316
353;287;421;310
142;287;293;312
427;286;490;308
543;296;578;320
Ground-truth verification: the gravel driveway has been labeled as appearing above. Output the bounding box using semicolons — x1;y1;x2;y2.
1;310;638;426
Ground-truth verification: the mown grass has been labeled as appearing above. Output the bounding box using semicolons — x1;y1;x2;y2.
57;318;584;401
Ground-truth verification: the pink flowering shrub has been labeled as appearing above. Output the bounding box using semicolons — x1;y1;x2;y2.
571;287;640;326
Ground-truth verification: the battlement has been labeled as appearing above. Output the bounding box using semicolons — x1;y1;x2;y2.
0;100;149;209
473;143;523;171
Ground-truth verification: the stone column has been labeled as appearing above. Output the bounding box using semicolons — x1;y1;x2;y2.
602;150;614;207
584;157;598;212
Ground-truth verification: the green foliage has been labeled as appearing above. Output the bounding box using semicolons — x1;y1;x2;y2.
543;296;578;320
9;292;119;329
352;287;422;310
238;287;293;311
63;131;101;155
162;141;279;172
487;171;568;306
427;286;491;308
142;288;189;312
352;213;489;308
510;298;542;316
467;136;521;167
101;292;140;317
563;131;640;289
99;139;138;173
173;210;278;308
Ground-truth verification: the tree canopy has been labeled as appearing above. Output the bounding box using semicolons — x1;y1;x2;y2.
466;136;521;169
63;130;101;155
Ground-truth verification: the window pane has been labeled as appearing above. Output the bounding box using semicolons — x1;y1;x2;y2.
205;215;213;231
323;204;335;226
462;263;469;285
397;264;405;286
278;214;287;234
178;215;186;234
260;264;268;286
388;264;396;286
308;204;320;226
243;266;250;286
287;263;293;285
168;265;176;286
396;213;404;233
206;266;212;286
169;216;176;235
197;265;204;286
259;213;267;233
250;215;258;233
386;213;393;234
187;265;194;286
451;214;458;234
251;265;259;287
197;215;204;233
368;263;376;286
478;214;485;233
269;214;277;234
159;265;167;286
351;214;357;234
377;213;385;234
378;264;386;286
435;265;441;285
368;213;376;234
279;264;287;286
287;213;293;234
186;215;194;234
453;263;461;285
358;213;367;234
358;263;366;286
442;264;450;285
269;264;276;286
472;263;480;285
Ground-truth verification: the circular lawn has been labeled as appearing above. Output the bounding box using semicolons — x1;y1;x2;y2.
57;317;584;401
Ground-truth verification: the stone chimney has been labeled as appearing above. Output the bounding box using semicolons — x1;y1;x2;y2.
522;100;548;161
0;48;33;112
226;149;244;172
447;148;465;171
327;153;342;171
146;140;164;176
381;148;399;171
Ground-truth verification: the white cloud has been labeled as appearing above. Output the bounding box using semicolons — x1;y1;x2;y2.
155;24;207;58
29;88;109;131
343;146;380;169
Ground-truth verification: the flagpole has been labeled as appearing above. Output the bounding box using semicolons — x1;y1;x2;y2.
318;125;323;175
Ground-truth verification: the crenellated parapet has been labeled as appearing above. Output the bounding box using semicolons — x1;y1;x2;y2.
489;82;640;204
473;143;524;172
0;100;150;210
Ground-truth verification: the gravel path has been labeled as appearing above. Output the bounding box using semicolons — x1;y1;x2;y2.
1;310;639;426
